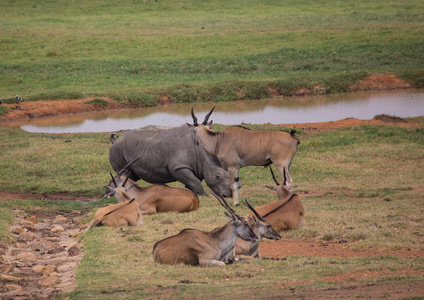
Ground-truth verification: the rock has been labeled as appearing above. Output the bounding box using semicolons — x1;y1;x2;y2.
68;246;80;257
1;255;11;263
0;249;6;256
12;227;26;235
26;215;37;224
0;242;9;250
19;220;34;227
48;247;65;254
0;264;13;273
16;252;36;260
1;274;21;283
42;265;57;276
32;265;45;273
46;237;59;242
51;225;65;233
39;275;59;287
3;283;22;292
15;242;28;248
79;224;88;231
54;215;67;223
17;232;34;242
19;220;37;231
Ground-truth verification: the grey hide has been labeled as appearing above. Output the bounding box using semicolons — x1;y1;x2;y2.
109;125;234;197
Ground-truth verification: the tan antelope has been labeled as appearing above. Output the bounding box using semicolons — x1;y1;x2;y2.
252;167;305;232
189;107;300;206
152;192;258;267
104;170;200;214
88;196;143;229
234;199;281;259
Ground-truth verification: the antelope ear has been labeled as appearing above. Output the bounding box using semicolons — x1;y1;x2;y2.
265;185;277;191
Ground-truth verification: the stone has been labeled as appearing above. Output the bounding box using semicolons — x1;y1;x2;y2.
0;242;9;250
39;275;59;287
51;225;65;232
67;246;80;257
3;284;22;292
54;215;67;223
12;227;26;235
26;215;37;224
19;220;37;232
0;264;13;273
15;242;28;248
1;274;21;283
16;252;36;260
42;265;57;276
17;232;34;242
32;265;45;273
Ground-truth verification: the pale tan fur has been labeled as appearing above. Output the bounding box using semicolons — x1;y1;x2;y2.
194;125;299;205
106;175;199;214
152;193;258;267
88;196;143;229
252;185;305;232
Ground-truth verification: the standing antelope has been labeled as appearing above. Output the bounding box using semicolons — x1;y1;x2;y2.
104;170;199;214
252;167;305;232
152;192;258;267
189;107;300;206
234;199;281;259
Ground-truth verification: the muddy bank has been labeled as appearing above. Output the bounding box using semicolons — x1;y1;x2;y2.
0;75;416;123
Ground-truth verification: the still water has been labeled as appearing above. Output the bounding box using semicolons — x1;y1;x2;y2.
7;89;424;133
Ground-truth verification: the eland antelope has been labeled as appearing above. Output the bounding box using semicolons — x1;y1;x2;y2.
189;107;300;205
152;192;258;267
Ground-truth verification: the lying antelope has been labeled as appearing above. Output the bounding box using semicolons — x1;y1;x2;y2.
252;167;305;232
152;192;258;267
104;171;200;214
189;107;300;206
88;196;143;229
234;199;281;259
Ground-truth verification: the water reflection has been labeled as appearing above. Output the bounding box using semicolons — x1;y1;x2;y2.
5;89;424;133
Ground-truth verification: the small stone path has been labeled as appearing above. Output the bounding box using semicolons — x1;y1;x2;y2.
0;210;84;299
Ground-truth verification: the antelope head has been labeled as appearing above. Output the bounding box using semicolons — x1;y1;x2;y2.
243;199;281;241
211;191;257;243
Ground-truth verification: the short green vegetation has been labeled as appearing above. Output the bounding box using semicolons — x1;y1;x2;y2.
0;120;423;298
1;0;423;105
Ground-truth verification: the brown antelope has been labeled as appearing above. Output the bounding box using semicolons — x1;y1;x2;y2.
252;167;305;232
152;192;258;267
189;107;300;206
234;199;281;259
104;170;200;214
88;196;143;229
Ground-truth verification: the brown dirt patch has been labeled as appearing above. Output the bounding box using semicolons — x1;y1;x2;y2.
351;74;411;91
0;97;120;122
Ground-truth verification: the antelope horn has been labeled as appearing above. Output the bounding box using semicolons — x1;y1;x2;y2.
122;171;130;187
242;199;266;222
110;172;117;187
269;166;280;186
202;106;215;125
211;191;242;220
191;108;198;126
117;154;143;175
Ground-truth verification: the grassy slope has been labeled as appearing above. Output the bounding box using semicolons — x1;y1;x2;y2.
1;0;423;102
0;122;423;298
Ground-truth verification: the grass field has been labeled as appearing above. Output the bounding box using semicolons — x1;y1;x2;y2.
1;0;423;104
0;121;423;298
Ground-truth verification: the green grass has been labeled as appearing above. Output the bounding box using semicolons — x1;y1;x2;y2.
1;0;423;104
0;121;423;298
